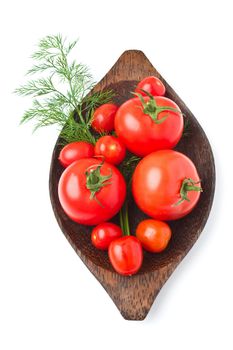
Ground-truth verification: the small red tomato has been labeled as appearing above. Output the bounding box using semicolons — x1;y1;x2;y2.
92;104;118;133
91;222;122;250
95;135;126;165
58;141;94;167
108;236;143;276
136;219;172;253
135;76;166;97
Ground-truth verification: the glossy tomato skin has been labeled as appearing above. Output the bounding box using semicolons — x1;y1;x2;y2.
92;104;118;133
136;219;171;253
91;222;122;250
115;96;183;157
132;150;201;220
108;236;143;276
135;76;166;97
58;158;126;225
58;141;94;167
94;135;126;165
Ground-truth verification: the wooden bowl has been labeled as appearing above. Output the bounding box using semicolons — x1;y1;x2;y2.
49;50;215;320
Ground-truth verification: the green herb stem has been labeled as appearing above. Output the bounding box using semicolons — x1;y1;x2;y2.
119;201;130;236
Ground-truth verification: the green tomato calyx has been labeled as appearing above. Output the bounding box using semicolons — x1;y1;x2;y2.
134;89;181;124
175;177;203;206
85;162;112;206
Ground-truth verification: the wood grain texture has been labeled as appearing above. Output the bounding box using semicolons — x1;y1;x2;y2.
49;50;215;320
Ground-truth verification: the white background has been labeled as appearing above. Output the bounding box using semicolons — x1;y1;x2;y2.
1;0;232;349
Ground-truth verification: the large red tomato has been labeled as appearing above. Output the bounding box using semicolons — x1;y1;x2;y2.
58;158;126;225
115;95;183;157
132;150;202;220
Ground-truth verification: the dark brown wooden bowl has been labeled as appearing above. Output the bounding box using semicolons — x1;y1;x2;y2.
49;50;215;320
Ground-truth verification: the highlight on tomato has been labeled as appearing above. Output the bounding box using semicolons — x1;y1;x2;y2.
58;141;94;167
91;222;122;250
58;158;126;225
136;219;172;253
91;103;118;133
132;150;202;220
94;135;126;165
115;94;183;157
135;76;166;97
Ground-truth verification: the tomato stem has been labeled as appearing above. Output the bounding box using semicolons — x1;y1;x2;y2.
174;177;203;206
124;203;130;236
119;207;124;232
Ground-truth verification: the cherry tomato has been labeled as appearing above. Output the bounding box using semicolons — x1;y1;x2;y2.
58;141;94;168
95;135;126;165
136;219;171;253
108;236;143;276
115;95;183;157
91;104;118;133
91;222;122;250
132;150;202;220
135;76;166;97
58;158;126;225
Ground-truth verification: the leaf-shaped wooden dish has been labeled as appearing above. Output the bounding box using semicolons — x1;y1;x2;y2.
49;50;215;320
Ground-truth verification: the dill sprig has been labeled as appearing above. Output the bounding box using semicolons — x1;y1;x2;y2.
15;34;114;142
119;154;141;184
60;114;96;145
15;34;139;190
182;114;191;137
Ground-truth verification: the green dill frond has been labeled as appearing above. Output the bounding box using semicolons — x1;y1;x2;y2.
119;155;141;183
15;34;114;144
182;114;191;137
15;77;56;97
20;99;67;131
59;114;96;145
83;89;115;125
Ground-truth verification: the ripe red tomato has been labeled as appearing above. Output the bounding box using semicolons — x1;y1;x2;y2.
91;222;122;250
108;236;143;276
136;219;171;253
115;95;183;157
135;76;166;97
58;141;94;167
132;150;202;220
94;135;126;165
58;158;126;225
91;104;118;133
